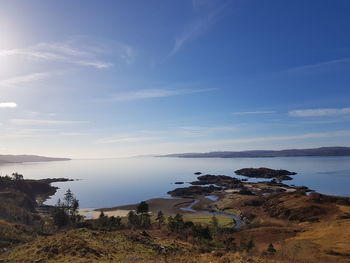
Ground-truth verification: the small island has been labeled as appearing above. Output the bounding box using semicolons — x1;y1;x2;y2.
235;167;297;180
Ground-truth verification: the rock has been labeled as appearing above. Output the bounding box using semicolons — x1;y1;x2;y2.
238;188;255;195
190;174;242;188
167;185;222;197
235;167;297;181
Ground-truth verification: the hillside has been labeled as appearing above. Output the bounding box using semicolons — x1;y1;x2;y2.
160;146;350;158
1;172;350;263
0;155;70;163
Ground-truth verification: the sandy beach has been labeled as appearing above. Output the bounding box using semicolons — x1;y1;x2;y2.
79;209;131;219
79;197;196;219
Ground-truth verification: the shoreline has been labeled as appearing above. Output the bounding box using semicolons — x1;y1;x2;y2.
80;197;195;219
80;194;243;227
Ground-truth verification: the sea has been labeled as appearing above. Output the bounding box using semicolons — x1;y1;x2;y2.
0;156;349;209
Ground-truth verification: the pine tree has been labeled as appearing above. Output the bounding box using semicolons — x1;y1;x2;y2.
52;189;80;228
246;239;255;252
156;211;165;229
136;201;149;214
128;211;140;229
267;243;276;255
52;198;69;227
64;189;74;207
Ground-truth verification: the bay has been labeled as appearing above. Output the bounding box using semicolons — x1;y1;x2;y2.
0;156;349;209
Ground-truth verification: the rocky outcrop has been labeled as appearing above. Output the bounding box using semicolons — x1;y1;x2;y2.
235;168;297;181
190;174;242;188
167;185;222;197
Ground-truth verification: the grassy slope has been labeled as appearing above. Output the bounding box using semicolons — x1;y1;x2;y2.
0;228;203;263
0;220;37;249
0;227;300;263
215;191;350;263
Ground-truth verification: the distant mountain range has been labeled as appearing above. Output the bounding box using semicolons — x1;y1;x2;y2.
159;147;350;158
0;155;71;163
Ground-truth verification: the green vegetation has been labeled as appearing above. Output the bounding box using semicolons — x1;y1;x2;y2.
155;210;165;228
127;201;152;229
1;174;350;263
52;189;82;228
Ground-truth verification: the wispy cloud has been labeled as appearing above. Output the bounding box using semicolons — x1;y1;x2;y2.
285;57;350;74
0;102;17;108
289;107;350;117
101;88;216;102
74;60;113;69
197;130;350;147
177;125;239;137
9;119;89;126
232;111;276;116
1;72;56;87
0;38;133;69
96;136;159;144
170;0;230;55
0;128;87;139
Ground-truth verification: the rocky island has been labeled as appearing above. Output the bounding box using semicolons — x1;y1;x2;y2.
235;167;297;180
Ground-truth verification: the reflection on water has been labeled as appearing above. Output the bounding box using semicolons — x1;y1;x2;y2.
0;156;349;208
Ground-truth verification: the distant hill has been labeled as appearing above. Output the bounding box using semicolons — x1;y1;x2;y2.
0;155;70;163
160;147;350;158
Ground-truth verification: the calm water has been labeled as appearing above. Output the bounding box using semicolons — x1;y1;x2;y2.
0;156;349;208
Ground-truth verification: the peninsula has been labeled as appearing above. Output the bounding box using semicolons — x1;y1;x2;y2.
159;146;350;158
0;154;71;163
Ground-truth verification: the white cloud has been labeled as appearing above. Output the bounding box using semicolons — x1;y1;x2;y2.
9;119;89;126
0;38;134;69
0;102;17;108
0;128;88;139
170;0;230;55
285;57;350;74
1;72;55;87
96;136;159;144
177;125;239;137
103;88;216;102
289;107;350;117
75;60;113;69
232;111;276;115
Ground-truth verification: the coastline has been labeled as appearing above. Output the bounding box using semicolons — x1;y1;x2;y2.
80;197;195;219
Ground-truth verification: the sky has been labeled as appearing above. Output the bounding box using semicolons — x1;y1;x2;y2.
0;0;350;158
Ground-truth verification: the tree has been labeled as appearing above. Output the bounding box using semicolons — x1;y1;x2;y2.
210;215;219;236
99;210;106;219
246;239;255;252
224;237;237;251
141;214;151;228
52;189;80;228
156;211;165;229
192;224;211;241
135;201;151;229
110;216;122;229
71;198;79;217
128;211;140;229
167;214;185;233
64;189;74;207
266;243;276;255
12;172;23;181
136;201;149;214
52;198;69;227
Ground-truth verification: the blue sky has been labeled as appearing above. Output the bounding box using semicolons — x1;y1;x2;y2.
0;0;350;158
